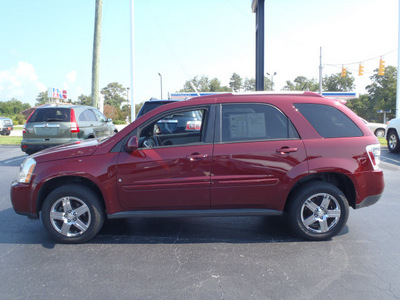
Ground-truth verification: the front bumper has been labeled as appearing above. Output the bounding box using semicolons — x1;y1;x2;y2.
10;181;39;218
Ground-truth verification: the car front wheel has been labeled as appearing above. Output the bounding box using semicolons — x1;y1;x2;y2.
387;130;400;153
41;184;105;243
288;182;349;241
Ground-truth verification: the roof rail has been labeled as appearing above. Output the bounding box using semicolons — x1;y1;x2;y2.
232;91;322;97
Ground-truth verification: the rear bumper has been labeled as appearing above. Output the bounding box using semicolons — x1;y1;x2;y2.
20;143;62;154
354;169;384;209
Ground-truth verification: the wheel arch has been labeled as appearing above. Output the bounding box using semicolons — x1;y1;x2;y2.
284;172;356;212
36;176;105;214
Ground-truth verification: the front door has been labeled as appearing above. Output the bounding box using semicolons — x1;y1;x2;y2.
116;106;213;210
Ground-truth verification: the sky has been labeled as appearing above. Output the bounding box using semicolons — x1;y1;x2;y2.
0;0;398;107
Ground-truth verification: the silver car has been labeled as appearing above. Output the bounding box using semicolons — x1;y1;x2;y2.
21;104;117;155
361;118;386;137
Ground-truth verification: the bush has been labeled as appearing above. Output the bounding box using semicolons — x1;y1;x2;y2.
112;119;126;125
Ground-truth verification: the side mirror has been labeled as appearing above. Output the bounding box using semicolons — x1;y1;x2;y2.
126;136;138;152
107;118;113;123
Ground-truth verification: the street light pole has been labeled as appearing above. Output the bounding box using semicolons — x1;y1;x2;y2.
126;87;130;123
266;72;277;91
158;73;163;99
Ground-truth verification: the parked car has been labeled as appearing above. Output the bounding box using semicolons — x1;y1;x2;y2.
21;104;117;155
136;99;178;118
11;92;384;243
386;117;400;152
0;117;13;135
361;118;386;137
137;99;201;134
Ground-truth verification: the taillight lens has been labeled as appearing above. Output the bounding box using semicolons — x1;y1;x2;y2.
70;109;80;133
22;123;26;134
186;120;201;131
366;144;381;170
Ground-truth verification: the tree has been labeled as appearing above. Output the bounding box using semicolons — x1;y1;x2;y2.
101;82;127;108
346;66;396;122
180;75;231;93
283;76;319;91
36;91;49;105
229;73;243;92
264;76;273;91
366;65;397;115
323;72;355;92
244;78;255;91
76;94;92;106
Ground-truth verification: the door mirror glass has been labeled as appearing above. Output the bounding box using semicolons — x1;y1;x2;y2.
126;136;138;152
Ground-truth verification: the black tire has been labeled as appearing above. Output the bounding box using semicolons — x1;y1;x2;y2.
41;184;105;244
387;130;400;153
288;182;349;241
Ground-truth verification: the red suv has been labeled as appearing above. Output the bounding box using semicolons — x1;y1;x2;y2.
11;92;384;243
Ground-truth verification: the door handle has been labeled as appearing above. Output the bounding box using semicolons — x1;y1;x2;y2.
186;153;208;161
276;147;298;154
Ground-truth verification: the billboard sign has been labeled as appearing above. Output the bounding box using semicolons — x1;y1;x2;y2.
48;88;67;99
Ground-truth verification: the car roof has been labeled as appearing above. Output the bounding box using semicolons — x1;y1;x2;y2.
35;104;95;110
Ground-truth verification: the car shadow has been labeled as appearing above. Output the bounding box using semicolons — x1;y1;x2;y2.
0;154;27;167
1;206;345;247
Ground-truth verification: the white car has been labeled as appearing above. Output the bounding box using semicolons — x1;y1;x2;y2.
386;118;400;152
361;118;386;137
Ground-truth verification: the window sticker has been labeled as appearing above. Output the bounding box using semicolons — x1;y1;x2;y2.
229;113;266;139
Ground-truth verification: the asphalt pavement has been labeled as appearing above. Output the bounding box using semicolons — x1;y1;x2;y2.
0;145;399;299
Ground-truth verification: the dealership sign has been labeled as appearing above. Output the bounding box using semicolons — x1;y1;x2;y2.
48;88;67;99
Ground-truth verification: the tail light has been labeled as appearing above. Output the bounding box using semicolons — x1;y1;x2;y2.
366;144;381;170
186;121;201;131
23;109;35;134
70;109;80;133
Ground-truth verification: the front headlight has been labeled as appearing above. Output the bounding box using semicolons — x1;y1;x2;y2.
18;157;36;183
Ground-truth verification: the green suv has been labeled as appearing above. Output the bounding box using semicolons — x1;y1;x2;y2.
21;105;117;155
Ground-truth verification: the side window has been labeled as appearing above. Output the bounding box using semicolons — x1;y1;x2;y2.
221;104;299;142
78;109;97;121
295;103;363;138
93;109;107;122
139;108;207;148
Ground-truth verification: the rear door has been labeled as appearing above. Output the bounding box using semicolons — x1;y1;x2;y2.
211;103;307;211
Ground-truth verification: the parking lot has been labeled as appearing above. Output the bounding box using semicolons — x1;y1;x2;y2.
0;145;399;299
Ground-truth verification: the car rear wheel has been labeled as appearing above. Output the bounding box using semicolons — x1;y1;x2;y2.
41;184;104;243
387;130;400;153
288;182;349;241
374;128;385;137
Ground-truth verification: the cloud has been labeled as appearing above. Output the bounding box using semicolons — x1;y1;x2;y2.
0;62;46;105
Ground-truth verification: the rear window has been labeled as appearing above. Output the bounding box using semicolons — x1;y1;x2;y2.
28;108;71;123
295;103;363;138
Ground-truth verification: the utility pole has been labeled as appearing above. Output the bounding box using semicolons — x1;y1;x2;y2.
91;0;102;109
319;47;323;94
130;0;135;121
252;0;265;91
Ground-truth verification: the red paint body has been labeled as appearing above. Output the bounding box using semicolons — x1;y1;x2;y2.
11;93;384;218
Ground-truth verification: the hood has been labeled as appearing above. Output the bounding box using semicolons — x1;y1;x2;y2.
32;139;100;163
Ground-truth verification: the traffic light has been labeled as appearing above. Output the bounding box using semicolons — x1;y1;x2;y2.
378;57;385;75
341;66;347;77
358;63;364;76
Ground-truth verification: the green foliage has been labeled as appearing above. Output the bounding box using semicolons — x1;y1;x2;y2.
75;94;92;106
283;76;319;91
112;119;126;125
101;82;127;108
36;91;49;105
323;72;355;92
347;65;397;122
180;75;231;93
229;73;243;92
0;99;30;124
244;78;255;91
